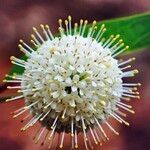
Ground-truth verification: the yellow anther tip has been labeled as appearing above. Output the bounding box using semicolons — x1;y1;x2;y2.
119;39;123;43
19;39;23;43
74;23;78;26
103;28;106;32
45;25;49;28
31;34;35;38
134;69;139;74
85;20;88;24
40;24;44;28
68;15;72;20
93;20;97;24
116;34;120;38
32;27;37;31
126;45;129;49
59;145;63;148
65;20;68;24
10;56;14;60
58;19;62;23
75;145;78;148
110;35;114;38
80;19;83;23
94;26;97;29
18;44;22;48
101;24;105;28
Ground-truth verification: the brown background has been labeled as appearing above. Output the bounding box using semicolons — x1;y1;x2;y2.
0;0;150;150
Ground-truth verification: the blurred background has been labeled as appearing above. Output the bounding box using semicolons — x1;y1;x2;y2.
0;0;150;150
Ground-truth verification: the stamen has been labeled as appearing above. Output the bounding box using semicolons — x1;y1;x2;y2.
120;65;131;71
10;56;26;64
81;116;88;141
102;35;114;47
58;19;63;29
33;27;44;43
24;101;38;109
48;132;55;149
11;61;25;68
111;42;124;55
75;129;78;149
30;113;43;126
116;101;132;109
18;44;31;56
89;126;98;144
94;117;109;140
3;79;21;83
19;39;34;52
112;45;129;57
83;134;89;150
6;95;24;102
58;27;64;37
121;96;131;101
105;121;119;135
13;108;28;118
118;57;136;66
68;16;72;35
93;128;101;144
122;83;141;87
95;24;106;41
40;24;50;40
65;20;69;35
21;114;39;131
48;125;56;140
71;117;74;137
122;69;139;77
79;19;83;35
74;23;78;35
81;20;88;36
106;34;120;48
113;112;130;126
61;107;67;119
122;93;140;99
35;127;46;144
45;25;54;40
59;130;65;148
44;101;54;109
110;37;122;50
117;103;135;114
51;115;59;129
31;34;41;45
87;134;94;149
109;112;123;124
115;110;127;117
40;110;51;121
30;39;39;47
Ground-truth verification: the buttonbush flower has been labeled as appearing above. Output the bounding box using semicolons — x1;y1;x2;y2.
3;16;140;149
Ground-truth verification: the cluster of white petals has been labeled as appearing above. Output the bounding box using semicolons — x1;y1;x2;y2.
22;35;123;125
4;16;140;149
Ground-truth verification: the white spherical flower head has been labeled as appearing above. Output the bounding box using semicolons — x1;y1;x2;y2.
4;16;140;149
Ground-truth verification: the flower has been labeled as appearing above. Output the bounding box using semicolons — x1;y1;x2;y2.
3;16;140;149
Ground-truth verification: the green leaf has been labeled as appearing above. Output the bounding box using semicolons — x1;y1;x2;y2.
9;13;150;75
95;12;150;53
